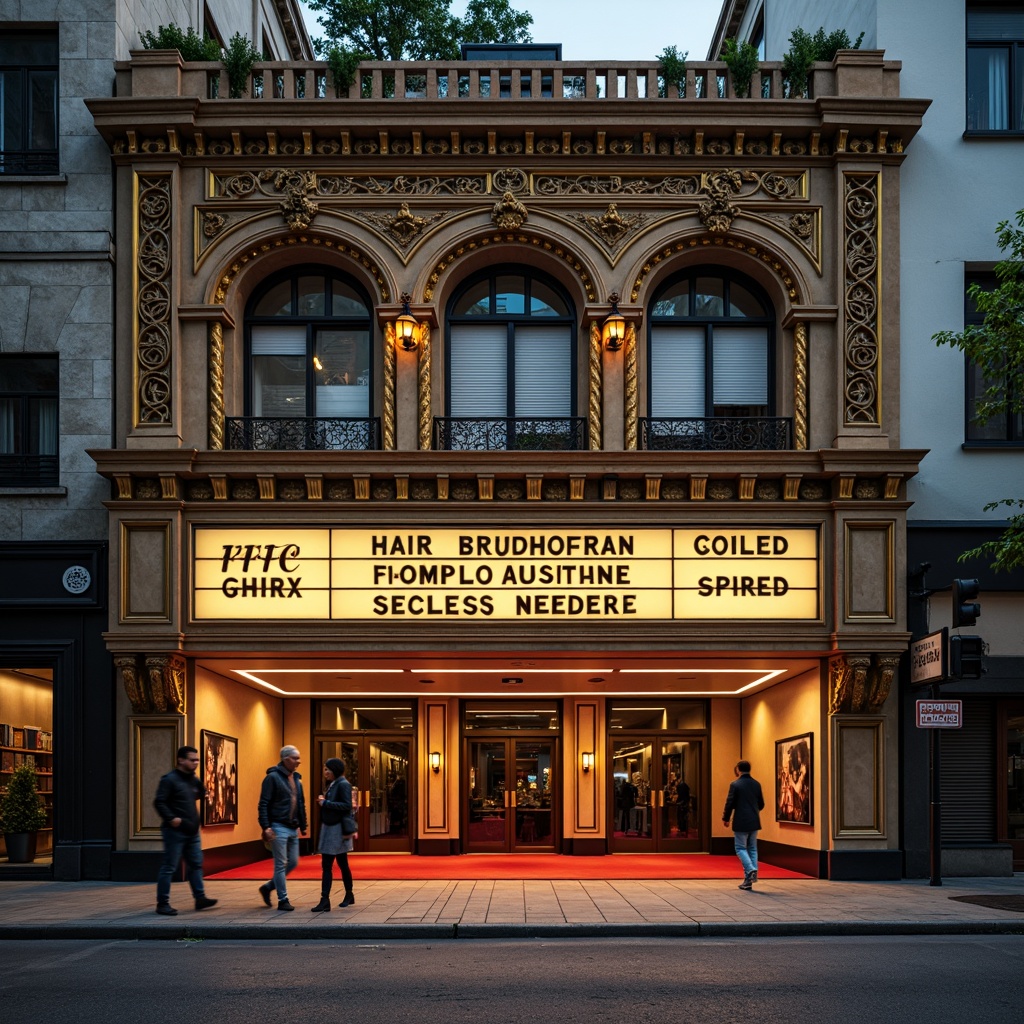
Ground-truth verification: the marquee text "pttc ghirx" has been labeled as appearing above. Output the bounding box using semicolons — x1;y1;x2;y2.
219;544;301;573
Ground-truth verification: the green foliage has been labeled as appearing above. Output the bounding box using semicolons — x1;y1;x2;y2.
140;24;221;61
326;45;368;94
721;38;759;97
0;764;47;834
782;26;864;96
657;45;688;97
308;0;533;61
935;210;1024;572
222;32;261;98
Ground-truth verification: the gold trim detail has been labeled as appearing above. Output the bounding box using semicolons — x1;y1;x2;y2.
418;322;433;451
588;320;602;451
624;321;638;450
843;172;881;425
829;653;896;715
208;321;225;450
794;321;808;449
118;654;185;714
383;321;397;451
135;173;173;425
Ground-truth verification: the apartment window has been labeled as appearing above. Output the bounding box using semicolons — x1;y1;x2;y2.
964;272;1024;443
0;30;58;174
966;4;1024;132
0;355;58;486
440;268;579;450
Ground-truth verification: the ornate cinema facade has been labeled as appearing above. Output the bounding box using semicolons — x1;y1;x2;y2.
85;49;928;878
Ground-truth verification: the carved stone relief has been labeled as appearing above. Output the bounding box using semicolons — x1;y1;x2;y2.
136;174;172;425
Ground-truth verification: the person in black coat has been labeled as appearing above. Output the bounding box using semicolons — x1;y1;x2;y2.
722;759;765;890
310;757;357;912
153;745;217;915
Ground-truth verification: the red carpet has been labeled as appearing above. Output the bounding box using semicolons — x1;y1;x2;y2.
208;853;809;881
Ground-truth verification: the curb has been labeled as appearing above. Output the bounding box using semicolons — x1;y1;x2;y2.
1;920;1022;941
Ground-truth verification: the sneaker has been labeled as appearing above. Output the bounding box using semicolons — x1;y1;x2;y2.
339;892;355;908
194;896;218;911
277;900;295;911
156;904;178;916
258;883;273;907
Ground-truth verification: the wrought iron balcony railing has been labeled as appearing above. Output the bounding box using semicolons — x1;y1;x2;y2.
640;417;793;451
434;417;588;451
226;417;381;451
0;453;59;487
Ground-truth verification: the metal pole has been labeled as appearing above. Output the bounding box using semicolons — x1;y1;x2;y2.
929;681;942;886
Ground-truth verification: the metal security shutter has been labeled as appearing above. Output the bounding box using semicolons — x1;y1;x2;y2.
650;326;704;416
449;323;507;416
940;698;995;842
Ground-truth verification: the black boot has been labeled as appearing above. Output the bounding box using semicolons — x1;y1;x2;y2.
310;896;331;912
339;891;355;907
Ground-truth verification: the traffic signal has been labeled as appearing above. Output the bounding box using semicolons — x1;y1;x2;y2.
952;578;981;627
950;634;985;679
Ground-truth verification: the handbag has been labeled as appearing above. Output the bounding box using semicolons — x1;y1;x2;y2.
320;778;347;827
341;812;358;836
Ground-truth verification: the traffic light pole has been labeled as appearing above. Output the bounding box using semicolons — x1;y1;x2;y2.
929;678;942;886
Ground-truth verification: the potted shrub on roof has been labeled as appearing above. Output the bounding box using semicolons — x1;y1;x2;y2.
721;38;760;98
1;762;47;863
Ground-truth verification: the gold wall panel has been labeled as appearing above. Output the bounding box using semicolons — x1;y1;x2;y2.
832;717;885;838
120;521;171;622
844;521;894;621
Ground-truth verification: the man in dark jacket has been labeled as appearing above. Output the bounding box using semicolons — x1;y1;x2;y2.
257;745;308;911
722;759;765;891
153;745;218;915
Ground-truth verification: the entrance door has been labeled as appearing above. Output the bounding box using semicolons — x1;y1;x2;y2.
315;736;412;852
466;738;556;851
610;737;703;852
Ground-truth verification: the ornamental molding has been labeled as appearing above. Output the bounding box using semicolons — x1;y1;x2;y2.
829;653;900;714
843;172;881;426
135;173;173;426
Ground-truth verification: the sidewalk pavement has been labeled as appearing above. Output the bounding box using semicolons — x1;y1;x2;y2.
1;873;1023;940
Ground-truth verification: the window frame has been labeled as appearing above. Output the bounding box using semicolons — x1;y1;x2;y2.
962;270;1024;446
444;265;578;418
0;29;59;175
965;2;1024;136
243;265;375;420
0;354;59;487
646;268;776;420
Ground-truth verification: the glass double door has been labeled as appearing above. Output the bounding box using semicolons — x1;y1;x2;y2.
466;738;556;851
315;735;412;852
610;737;703;852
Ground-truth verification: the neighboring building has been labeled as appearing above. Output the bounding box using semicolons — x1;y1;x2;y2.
0;1;312;878
711;0;1024;876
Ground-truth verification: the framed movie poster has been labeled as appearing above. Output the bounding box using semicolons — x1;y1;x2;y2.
201;730;238;826
775;733;812;824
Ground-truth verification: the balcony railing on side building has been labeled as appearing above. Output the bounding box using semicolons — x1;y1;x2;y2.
434;417;588;451
225;416;381;451
639;417;793;451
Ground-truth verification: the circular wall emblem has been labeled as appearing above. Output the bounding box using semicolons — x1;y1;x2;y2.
62;565;92;595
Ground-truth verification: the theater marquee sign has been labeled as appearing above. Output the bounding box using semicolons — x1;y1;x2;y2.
191;526;821;621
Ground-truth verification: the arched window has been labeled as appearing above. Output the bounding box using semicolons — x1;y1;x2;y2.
234;267;376;449
644;269;788;450
440;267;582;450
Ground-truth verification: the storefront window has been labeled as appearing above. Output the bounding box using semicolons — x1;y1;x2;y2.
463;701;560;731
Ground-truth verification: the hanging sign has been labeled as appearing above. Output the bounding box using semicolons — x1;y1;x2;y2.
916;700;963;729
192;525;820;622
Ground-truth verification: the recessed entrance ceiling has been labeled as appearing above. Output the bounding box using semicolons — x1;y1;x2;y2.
194;652;824;697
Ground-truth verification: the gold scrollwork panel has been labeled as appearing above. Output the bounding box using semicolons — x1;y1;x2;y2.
119;522;171;623
130;716;183;839
831;717;885;838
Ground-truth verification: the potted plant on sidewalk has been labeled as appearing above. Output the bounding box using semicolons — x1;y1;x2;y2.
1;763;48;863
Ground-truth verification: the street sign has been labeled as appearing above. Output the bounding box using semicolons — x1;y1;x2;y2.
916;700;963;728
910;628;947;685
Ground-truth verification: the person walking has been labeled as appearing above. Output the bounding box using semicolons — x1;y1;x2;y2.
310;757;357;912
722;759;765;891
153;744;218;916
257;744;308;911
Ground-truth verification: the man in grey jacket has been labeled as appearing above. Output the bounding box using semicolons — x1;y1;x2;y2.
722;759;765;890
257;745;308;911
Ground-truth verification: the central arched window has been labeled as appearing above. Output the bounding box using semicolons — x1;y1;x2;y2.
440;267;581;450
235;267;377;449
644;269;788;450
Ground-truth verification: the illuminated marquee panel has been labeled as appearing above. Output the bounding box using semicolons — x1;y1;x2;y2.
191;526;820;621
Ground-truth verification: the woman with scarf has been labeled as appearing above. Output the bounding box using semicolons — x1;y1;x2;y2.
310;757;356;911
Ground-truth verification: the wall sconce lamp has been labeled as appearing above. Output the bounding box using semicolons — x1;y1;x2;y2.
581;751;594;774
430;751;441;773
395;295;419;351
602;293;625;352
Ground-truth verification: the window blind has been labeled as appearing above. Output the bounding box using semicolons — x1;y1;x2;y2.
712;326;768;405
650;326;705;416
450;324;507;415
514;325;572;416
